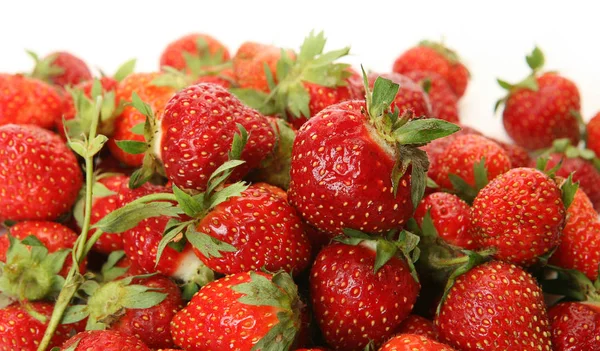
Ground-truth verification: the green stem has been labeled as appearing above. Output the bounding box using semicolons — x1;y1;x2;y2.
429;248;496;270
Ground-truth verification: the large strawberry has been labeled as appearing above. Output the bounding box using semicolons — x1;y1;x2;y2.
60;330;150;351
0;124;83;221
288;72;459;235
29;50;92;87
548;302;600;351
435;261;553;350
380;334;456;351
368;72;432;118
0;74;63;129
232;41;295;92
392;40;469;98
170;271;302;351
496;47;581;150
470;167;567;265
405;70;459;123
159;33;230;72
310;233;420;350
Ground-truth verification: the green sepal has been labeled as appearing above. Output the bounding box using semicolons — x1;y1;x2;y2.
420;210;439;239
369;76;399;119
251;311;298;351
27;51;64;82
233;271;292;308
61;304;90;324
394;118;461;145
447;158;489;204
538;265;600;302
173;185;205;218
93;200;183;233
185;225;237;259
526;46;545;72
100;251;129;282
115;140;147;155
560;173;579;210
155;219;192;264
418;40;462;65
113;59;137;82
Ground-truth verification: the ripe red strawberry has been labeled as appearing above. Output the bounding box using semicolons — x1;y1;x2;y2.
159;33;230;71
0;74;63;129
107;105;148;166
395;315;436;339
497;48;581;150
587;112;600;157
404;70;459;123
393;41;469;98
470;168;565;265
194;67;236;89
381;334;456;351
435;261;553;350
289;81;356;130
160;83;275;192
194;183;311;275
550;187;600;281
0;124;83;221
310;238;420;350
548;302;600;351
368;72;432;118
0;302;85;350
438;134;511;190
233;41;295;92
60;330;150;350
414;192;476;250
493;139;532;168
170;271;302;351
30;51;92;87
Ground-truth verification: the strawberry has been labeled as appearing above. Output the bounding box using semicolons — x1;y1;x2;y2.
29;51;92;87
550;187;600;281
587;111;600;157
233;41;295;92
159;83;275;192
170;271;302;351
0;302;85;350
107;105;149;166
395;315;436;339
380;334;456;351
435;261;553;350
404;71;459;123
0;74;63;129
0;124;83;221
548;302;600;351
159;33;230;71
368;72;432;118
414;192;476;250
194;67;236;89
434;134;511;192
493;139;532;168
470;167;566;265
496;47;581;150
310;234;420;350
392;40;469;98
288;74;459;235
60;330;150;351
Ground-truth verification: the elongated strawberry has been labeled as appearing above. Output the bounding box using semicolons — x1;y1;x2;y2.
0;74;63;129
435;261;553;350
170;271;302;351
0;124;83;221
288;72;459;235
393;40;469;98
395;315;436;339
470;167;566;265
496;47;581;150
29;51;92;87
548;302;600;351
405;70;459;123
381;334;456;351
368;72;432;118
60;330;150;351
159;33;230;71
310;232;420;350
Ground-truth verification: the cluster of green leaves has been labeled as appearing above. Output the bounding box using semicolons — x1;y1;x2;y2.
447;158;489;204
495;46;544;111
27;51;64;81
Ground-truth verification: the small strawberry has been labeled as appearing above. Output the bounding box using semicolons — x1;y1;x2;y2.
232;41;295;92
435;261;553;350
548;302;600;351
414;192;476;250
159;33;230;72
29;50;92;87
60;330;150;351
496;47;581;150
395;315;436;339
470;167;566;265
404;70;459;123
310;233;420;350
170;271;303;351
288;72;459;235
0;302;85;350
368;72;432;118
0;124;83;221
587;111;600;156
380;334;456;351
393;40;469;98
0;74;63;129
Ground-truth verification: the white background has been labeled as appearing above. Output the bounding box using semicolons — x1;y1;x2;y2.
2;0;599;141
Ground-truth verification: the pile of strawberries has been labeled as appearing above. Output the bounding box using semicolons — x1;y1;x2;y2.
0;31;599;351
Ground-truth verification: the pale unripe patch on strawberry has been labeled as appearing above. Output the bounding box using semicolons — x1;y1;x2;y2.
172;250;212;283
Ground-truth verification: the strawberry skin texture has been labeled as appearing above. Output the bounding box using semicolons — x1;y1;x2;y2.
436;134;511;189
471;168;565;265
288;100;413;235
159;33;230;71
493;139;531;168
395;315;436;339
587;112;600;157
310;242;420;350
170;271;295;351
160;83;275;192
380;334;456;351
60;330;150;351
0;124;83;221
544;153;600;212
548;302;600;351
435;261;552;351
111;275;183;349
0;302;85;350
0;74;63;129
43;51;92;87
405;71;459;123
502;72;581;150
393;46;469;98
369;73;432;118
107;106;147;166
414;192;476;249
88;174;129;254
550;188;600;281
195;184;311;275
194;68;236;89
